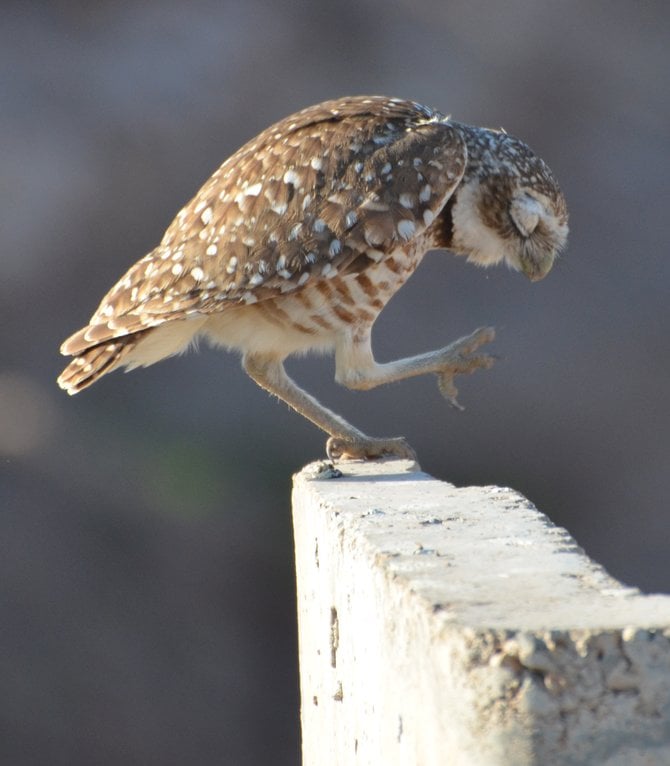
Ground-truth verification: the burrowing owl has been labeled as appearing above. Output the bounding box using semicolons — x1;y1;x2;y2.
58;96;568;460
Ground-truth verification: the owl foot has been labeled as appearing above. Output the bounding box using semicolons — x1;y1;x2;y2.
326;434;417;462
435;326;496;409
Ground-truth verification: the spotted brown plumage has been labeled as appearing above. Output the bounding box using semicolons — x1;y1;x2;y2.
58;95;568;460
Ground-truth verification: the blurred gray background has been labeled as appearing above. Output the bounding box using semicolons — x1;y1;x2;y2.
2;1;668;763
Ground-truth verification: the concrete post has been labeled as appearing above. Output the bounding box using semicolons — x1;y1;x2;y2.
292;459;670;766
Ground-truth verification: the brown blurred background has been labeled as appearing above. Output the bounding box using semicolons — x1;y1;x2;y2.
1;1;669;763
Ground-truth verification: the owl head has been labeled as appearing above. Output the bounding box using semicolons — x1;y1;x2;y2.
447;128;569;281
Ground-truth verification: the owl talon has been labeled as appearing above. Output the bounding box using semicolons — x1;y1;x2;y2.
437;373;464;410
326;435;417;462
434;327;496;408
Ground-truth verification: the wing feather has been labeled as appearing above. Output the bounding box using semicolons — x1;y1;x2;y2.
60;96;467;357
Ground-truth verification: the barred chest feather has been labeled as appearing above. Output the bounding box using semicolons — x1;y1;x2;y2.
201;242;425;357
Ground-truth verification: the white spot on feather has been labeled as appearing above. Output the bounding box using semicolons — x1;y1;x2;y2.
283;169;300;186
245;182;262;197
360;198;389;212
397;220;416;240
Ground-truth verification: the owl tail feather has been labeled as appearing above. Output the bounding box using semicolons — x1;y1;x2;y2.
57;335;141;395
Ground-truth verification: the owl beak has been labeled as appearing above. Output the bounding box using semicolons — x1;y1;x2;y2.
520;253;554;282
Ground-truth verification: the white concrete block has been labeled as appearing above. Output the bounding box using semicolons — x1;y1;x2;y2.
292;460;670;766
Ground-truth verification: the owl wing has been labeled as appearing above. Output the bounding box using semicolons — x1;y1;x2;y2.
61;96;467;356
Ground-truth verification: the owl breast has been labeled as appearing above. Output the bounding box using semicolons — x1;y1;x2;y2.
201;242;425;357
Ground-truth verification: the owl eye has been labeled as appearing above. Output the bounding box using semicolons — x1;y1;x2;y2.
509;193;544;238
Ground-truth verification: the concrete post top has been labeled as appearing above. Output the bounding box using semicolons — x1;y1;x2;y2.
295;458;670;633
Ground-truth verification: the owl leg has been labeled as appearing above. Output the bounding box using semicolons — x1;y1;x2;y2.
335;326;496;409
242;354;416;461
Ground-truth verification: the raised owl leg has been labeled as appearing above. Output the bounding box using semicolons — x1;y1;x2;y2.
334;326;496;408
242;354;416;461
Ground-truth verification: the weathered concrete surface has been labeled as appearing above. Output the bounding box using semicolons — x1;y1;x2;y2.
292;460;670;766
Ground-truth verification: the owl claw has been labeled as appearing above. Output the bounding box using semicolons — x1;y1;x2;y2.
435;327;497;407
437;373;464;410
